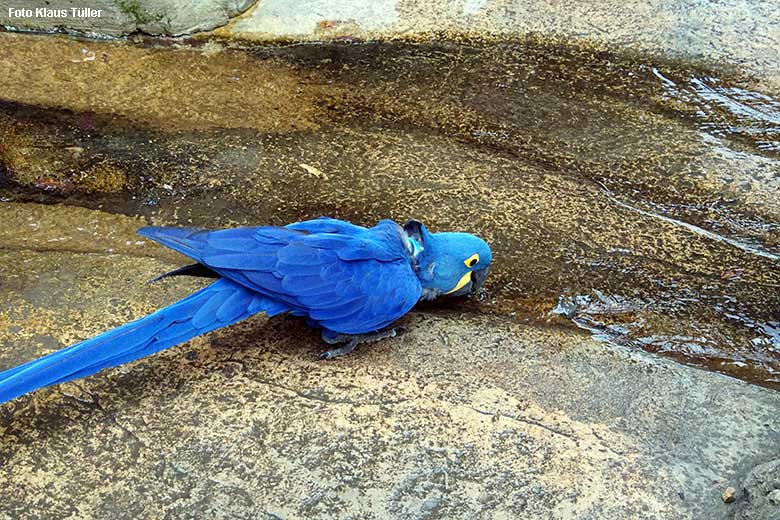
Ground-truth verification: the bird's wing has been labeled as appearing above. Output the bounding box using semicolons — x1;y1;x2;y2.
285;216;369;235
138;220;422;334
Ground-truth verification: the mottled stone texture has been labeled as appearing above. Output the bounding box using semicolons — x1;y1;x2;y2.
0;201;778;519
2;0;779;92
735;459;780;520
0;29;778;520
225;0;780;92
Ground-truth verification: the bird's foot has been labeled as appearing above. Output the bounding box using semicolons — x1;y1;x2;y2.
319;326;405;360
319;337;360;360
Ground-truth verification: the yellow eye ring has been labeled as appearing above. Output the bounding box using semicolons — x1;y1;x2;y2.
464;253;479;268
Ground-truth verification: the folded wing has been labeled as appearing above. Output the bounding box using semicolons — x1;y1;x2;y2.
138;219;421;334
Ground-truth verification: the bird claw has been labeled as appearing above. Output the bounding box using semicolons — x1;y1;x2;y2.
390;325;406;337
319;338;359;360
318;326;405;359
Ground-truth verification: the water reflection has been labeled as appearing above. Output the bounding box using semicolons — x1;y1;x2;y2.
653;67;780;154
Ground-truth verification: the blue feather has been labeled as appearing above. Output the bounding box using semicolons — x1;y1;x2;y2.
308;296;368;320
216;289;254;322
206;237;266;252
0;279;288;403
254;227;300;244
0;216;478;404
286;217;366;235
201;252;277;270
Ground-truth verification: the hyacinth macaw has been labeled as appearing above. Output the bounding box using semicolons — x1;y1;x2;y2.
0;217;492;404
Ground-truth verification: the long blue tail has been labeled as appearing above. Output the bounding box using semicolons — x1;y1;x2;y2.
0;278;288;404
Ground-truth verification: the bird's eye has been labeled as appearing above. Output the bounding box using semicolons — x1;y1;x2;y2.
464;253;479;268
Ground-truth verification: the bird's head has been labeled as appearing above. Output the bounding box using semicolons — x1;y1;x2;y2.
403;220;492;300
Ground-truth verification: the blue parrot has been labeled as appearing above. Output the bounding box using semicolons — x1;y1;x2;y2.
0;217;491;404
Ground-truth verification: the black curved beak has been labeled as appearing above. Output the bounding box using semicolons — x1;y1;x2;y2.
448;266;491;298
470;266;490;294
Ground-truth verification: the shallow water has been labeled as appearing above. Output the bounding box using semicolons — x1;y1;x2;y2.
0;33;778;387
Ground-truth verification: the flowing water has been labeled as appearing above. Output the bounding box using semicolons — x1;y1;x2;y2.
0;33;778;387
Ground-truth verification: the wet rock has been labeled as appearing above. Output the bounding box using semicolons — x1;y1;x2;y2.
2;0;780;94
552;293;579;319
1;31;779;388
0;28;779;520
0;202;779;519
767;490;780;506
723;487;737;504
224;0;780;93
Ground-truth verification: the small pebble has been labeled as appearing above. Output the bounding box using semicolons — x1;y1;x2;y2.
767;489;780;506
722;487;737;503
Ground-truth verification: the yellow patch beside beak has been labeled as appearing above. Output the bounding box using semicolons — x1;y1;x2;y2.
445;272;472;294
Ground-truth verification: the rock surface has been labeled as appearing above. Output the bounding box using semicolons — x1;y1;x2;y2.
0;202;779;519
735;459;780;520
2;0;779;92
0;29;778;520
223;0;780;91
1;32;778;386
